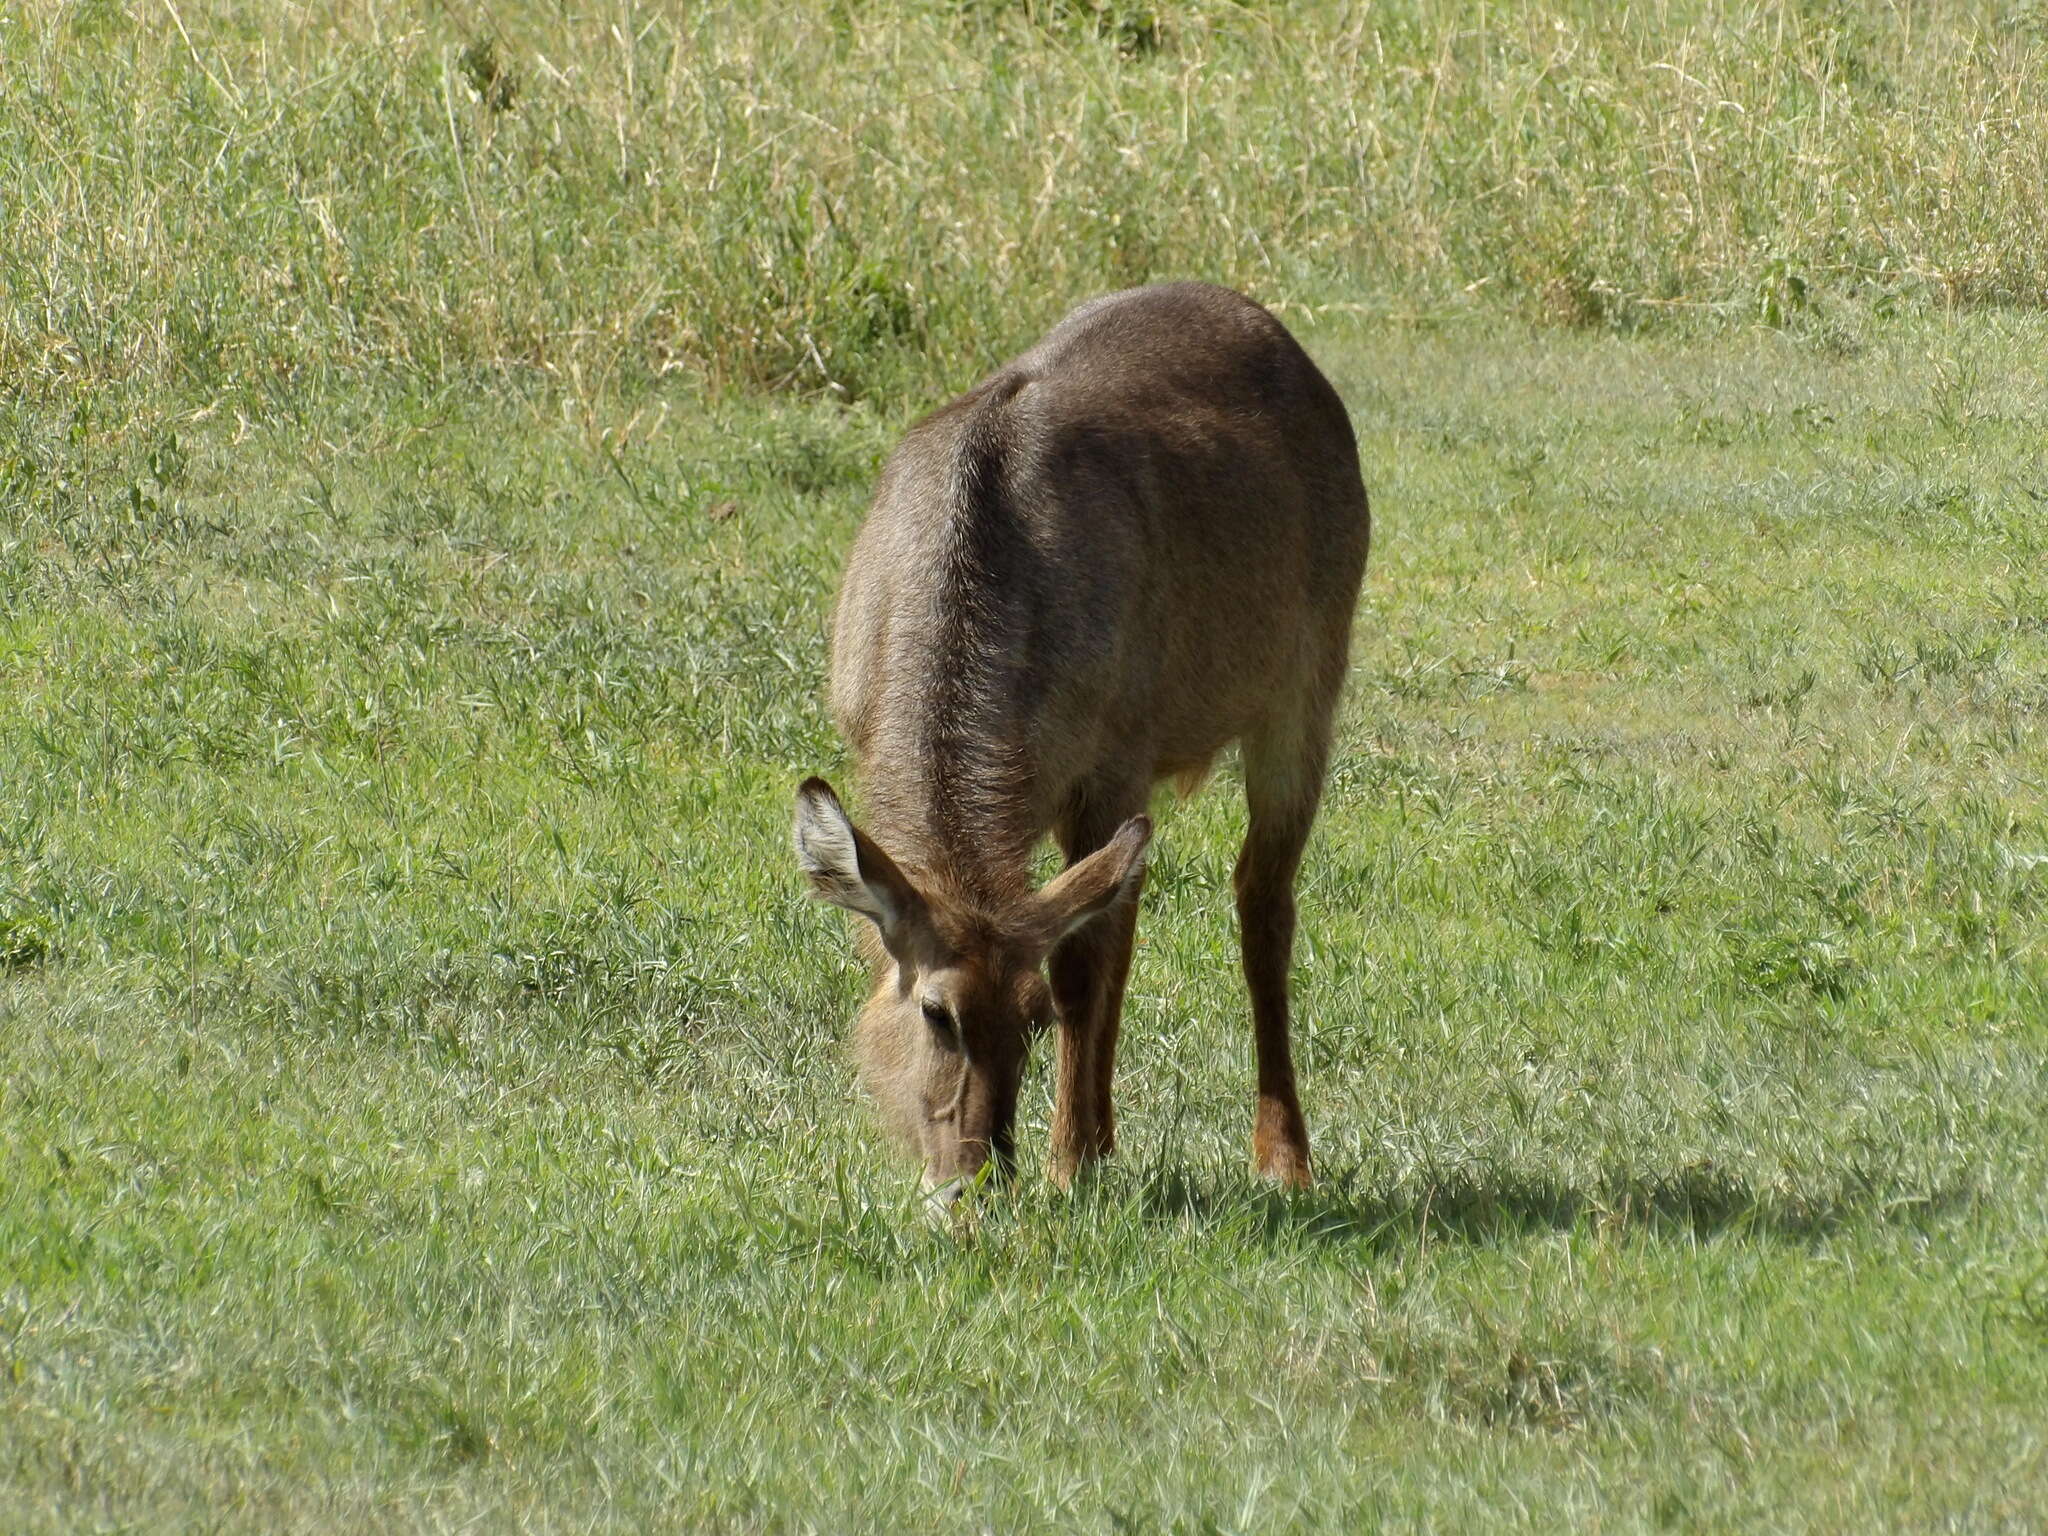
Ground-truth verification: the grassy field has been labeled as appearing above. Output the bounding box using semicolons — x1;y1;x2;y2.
6;2;2048;1532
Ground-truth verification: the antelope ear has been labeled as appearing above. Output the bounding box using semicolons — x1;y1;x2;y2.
1032;815;1151;947
793;778;921;939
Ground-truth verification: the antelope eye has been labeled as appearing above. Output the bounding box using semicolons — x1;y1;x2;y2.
920;999;956;1034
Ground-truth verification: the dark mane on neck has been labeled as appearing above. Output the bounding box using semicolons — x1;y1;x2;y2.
883;375;1042;905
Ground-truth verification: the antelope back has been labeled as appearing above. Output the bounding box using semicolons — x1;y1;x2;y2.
829;281;1368;877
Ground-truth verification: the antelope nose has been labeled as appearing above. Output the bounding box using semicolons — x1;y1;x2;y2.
920;1173;965;1216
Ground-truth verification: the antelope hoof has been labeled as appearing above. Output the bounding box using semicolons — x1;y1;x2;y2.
1048;1144;1109;1192
1253;1107;1312;1190
1255;1146;1313;1190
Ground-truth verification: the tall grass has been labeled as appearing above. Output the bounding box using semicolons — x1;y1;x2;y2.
5;0;2046;409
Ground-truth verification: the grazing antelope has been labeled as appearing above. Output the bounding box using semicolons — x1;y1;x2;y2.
793;282;1370;1202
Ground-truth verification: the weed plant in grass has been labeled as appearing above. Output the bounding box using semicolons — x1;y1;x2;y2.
4;307;2047;1529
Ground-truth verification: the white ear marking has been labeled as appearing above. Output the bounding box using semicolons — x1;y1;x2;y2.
793;778;901;930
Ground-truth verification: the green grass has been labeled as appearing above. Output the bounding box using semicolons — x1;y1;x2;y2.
6;308;2046;1530
7;1;2048;1530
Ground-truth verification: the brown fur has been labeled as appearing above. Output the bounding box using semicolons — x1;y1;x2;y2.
794;283;1370;1196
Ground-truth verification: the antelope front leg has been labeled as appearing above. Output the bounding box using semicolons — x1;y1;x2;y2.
1237;850;1311;1188
1237;731;1326;1190
1046;880;1141;1187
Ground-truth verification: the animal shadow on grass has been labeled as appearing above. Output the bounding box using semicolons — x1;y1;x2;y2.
1135;1157;1976;1252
